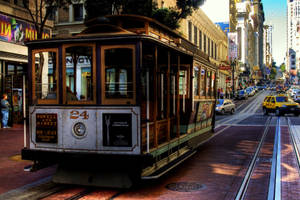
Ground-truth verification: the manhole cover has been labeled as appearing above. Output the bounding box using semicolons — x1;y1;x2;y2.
165;182;205;192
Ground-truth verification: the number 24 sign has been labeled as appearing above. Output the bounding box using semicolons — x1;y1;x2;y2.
70;111;89;119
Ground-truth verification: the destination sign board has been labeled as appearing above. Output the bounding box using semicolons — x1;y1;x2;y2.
36;113;58;143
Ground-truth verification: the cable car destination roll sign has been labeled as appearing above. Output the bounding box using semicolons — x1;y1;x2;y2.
36;113;58;143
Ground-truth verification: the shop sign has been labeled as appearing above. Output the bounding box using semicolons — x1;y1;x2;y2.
228;32;238;61
253;66;260;71
219;65;231;71
0;13;50;45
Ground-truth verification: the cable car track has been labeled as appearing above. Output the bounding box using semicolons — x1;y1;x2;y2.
234;116;273;200
287;117;300;172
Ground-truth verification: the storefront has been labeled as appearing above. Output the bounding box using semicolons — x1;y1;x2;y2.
218;65;232;99
0;13;50;125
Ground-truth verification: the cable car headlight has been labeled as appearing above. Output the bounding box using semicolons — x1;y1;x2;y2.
72;122;87;138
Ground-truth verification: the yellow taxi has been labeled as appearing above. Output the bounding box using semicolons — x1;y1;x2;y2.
262;94;300;116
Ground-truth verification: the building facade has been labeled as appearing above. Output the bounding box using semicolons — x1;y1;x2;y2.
263;25;272;78
230;0;265;86
0;0;52;125
287;0;300;80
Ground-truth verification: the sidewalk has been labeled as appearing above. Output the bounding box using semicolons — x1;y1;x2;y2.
0;125;55;194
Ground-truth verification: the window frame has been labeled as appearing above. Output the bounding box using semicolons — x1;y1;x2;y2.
193;66;200;99
200;66;206;99
62;43;97;105
101;45;136;105
32;48;59;104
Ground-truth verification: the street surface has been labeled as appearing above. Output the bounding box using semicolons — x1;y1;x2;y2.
1;90;300;200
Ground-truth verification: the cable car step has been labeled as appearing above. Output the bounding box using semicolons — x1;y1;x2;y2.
141;149;196;180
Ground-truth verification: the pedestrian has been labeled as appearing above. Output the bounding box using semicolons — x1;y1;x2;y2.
220;88;224;99
1;93;10;128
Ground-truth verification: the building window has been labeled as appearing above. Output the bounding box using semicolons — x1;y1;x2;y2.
199;31;202;50
47;6;56;21
204;34;206;53
211;41;214;57
188;21;192;41
74;4;83;21
215;43;217;59
14;0;27;7
208;38;210;56
194;26;198;45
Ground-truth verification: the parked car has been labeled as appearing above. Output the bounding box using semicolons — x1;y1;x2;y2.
246;87;255;97
235;89;248;100
216;99;236;115
293;91;300;103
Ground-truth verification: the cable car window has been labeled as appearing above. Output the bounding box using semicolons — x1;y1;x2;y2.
102;45;136;105
200;68;206;97
194;67;199;97
179;70;187;96
32;49;58;104
206;70;211;97
211;71;215;98
64;45;95;103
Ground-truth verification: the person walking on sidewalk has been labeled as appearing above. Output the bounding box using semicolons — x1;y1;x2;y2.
1;93;10;128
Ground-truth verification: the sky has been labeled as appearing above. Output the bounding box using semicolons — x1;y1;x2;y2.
201;0;287;65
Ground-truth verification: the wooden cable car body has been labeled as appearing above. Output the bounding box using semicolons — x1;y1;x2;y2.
21;15;218;188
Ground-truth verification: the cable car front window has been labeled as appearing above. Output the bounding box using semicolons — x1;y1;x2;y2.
104;48;133;99
33;50;58;104
65;45;94;103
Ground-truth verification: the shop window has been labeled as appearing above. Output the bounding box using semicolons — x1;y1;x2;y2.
64;44;95;103
102;45;135;105
7;64;14;75
200;68;206;97
74;4;83;21
33;49;58;104
194;67;199;97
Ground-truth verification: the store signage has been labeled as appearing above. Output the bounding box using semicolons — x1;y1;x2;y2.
219;65;231;71
0;13;50;45
36;113;57;143
228;32;238;61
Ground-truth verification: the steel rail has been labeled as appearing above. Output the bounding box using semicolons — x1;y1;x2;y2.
267;117;281;200
234;116;272;200
287;117;300;173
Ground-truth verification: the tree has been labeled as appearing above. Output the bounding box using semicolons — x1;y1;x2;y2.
280;63;286;73
269;61;277;80
84;0;207;29
22;0;73;39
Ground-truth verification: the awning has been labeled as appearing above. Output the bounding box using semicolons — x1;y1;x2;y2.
0;51;27;63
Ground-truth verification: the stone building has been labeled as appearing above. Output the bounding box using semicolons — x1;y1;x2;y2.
230;0;264;86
